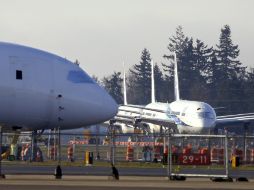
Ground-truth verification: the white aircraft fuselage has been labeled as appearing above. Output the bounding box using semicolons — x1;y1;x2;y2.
116;54;254;134
0;42;118;131
144;100;216;133
117;100;216;134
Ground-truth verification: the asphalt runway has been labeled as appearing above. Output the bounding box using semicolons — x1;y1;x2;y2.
0;186;172;190
2;164;254;179
0;176;254;190
0;185;252;190
2;165;166;176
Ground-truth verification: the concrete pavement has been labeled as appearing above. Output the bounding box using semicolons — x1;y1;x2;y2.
0;175;253;190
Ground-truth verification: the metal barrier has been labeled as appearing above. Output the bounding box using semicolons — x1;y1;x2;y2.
1;130;254;179
167;134;229;179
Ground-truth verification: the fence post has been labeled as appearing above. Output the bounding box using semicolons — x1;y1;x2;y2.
57;126;61;164
53;128;56;161
224;132;229;178
109;120;116;166
30;131;34;162
243;123;249;163
0;126;5;179
167;129;172;179
95;125;100;160
47;131;51;159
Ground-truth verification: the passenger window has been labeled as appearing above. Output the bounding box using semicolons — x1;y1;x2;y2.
16;70;22;80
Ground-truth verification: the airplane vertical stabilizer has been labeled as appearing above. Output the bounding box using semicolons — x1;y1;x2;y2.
123;62;128;105
174;52;180;101
151;60;156;103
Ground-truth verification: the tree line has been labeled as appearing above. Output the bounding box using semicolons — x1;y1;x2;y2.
99;25;254;115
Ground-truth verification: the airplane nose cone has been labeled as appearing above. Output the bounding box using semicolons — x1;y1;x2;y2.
62;83;118;128
99;91;118;120
91;85;118;123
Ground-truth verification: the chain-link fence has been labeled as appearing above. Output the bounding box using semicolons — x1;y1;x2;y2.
1;130;254;178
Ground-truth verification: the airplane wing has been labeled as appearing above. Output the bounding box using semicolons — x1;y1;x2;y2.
137;117;177;129
119;104;166;113
216;113;254;127
117;106;178;131
114;115;138;125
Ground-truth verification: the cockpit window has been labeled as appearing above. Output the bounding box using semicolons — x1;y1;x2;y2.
67;70;94;83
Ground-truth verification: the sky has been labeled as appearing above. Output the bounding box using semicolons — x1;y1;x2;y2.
0;0;254;78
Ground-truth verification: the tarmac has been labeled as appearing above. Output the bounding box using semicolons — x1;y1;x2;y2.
0;175;254;190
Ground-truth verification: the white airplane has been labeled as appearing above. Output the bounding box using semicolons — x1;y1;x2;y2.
108;62;144;133
114;53;254;134
0;42;118;132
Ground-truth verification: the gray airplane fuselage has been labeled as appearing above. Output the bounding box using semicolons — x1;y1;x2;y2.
0;42;118;131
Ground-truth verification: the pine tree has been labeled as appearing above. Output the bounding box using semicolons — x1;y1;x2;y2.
186;39;214;101
244;68;254;112
163;26;197;99
129;48;152;104
216;25;246;80
193;39;213;82
102;72;123;104
153;63;165;102
213;25;247;114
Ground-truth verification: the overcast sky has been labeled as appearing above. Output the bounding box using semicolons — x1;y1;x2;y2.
1;0;254;78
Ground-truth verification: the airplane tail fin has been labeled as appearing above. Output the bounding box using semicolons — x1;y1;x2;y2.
123;62;128;105
174;52;180;101
151;60;155;103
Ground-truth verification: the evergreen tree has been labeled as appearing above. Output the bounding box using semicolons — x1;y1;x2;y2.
205;51;224;107
216;25;246;80
193;39;213;82
188;39;214;101
153;63;165;102
248;68;254;81
163;26;185;100
244;68;254;112
163;26;197;99
102;72;123;104
212;25;247;114
129;48;152;104
125;71;137;104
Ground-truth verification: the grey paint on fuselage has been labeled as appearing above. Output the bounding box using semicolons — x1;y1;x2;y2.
0;42;118;131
